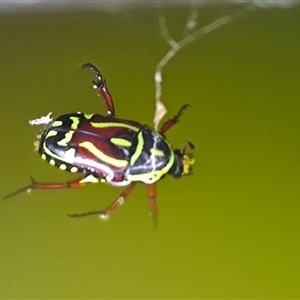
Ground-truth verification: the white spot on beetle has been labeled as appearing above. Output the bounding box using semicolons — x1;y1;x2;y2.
70;166;78;173
59;164;67;170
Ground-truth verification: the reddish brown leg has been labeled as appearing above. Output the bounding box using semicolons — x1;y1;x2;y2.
68;182;137;220
81;63;115;116
148;183;158;224
2;176;87;200
160;104;190;134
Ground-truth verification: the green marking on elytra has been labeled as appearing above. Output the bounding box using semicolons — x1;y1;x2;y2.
129;131;144;166
110;138;132;147
79;141;128;168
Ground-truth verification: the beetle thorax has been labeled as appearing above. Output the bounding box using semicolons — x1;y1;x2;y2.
125;126;175;184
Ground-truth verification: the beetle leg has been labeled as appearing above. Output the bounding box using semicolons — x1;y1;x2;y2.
160;104;190;134
2;176;88;200
182;141;195;154
148;183;158;224
81;63;116;116
68;182;137;220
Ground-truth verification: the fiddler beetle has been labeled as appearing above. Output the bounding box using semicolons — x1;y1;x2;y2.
3;63;195;220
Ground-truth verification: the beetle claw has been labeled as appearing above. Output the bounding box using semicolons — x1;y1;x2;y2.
29;176;36;184
67;210;109;219
3;176;36;199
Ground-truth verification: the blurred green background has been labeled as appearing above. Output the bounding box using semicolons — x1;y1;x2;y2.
0;4;299;299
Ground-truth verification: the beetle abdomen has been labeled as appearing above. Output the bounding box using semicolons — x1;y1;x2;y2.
38;113;140;175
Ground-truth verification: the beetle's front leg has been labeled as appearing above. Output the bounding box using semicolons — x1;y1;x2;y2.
148;183;158;224
160;104;190;134
81;63;115;116
2;176;91;200
68;182;137;220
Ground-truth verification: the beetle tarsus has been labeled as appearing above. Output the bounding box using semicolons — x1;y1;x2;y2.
2;184;33;200
3;176;37;199
67;210;108;219
3;177;87;200
81;63;115;116
160;104;190;134
182;141;195;154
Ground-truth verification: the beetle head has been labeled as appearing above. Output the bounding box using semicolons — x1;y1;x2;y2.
169;141;195;178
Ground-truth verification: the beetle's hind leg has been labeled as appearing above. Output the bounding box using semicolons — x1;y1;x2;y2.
2;176;90;200
81;63;115;116
68;182;137;220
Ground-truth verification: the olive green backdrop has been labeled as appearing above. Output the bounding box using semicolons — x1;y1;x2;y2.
0;5;299;299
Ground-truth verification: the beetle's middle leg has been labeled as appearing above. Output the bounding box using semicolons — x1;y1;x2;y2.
148;183;158;225
68;182;137;219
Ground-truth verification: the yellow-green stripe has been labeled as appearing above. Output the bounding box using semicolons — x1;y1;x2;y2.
129;131;144;166
79;141;128;168
91;122;139;132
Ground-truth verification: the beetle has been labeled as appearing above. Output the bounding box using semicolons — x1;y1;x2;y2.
3;63;195;220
